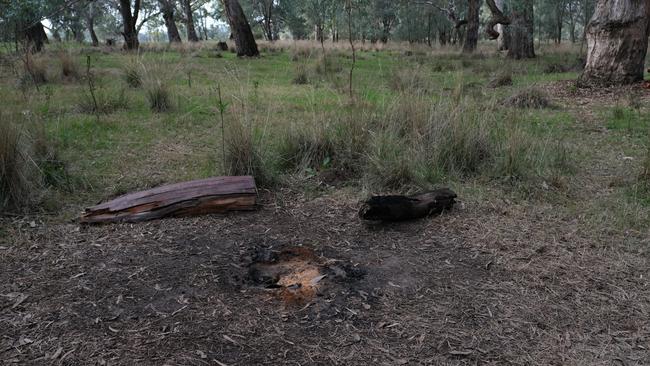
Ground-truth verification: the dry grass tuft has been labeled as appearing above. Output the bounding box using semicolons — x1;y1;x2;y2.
145;80;172;112
389;67;431;93
0;112;69;211
503;87;551;109
0;117;31;210
77;88;129;114
22;53;48;85
487;72;513;88
59;52;80;79
123;58;143;88
292;64;309;85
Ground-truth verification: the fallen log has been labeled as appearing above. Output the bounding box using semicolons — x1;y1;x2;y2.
81;176;257;224
359;188;457;222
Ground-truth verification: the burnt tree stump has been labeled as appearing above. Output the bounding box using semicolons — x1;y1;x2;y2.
359;188;457;222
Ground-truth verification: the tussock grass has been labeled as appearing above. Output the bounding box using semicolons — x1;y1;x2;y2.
0;117;31;210
389;67;430;93
223;108;273;186
503;87;551;109
22;53;48;85
77;88;128;114
274;88;569;190
314;54;343;75
0;112;69;211
59;52;80;79
292;64;309;85
123;58;143;88
487;72;513;88
145;80;172;112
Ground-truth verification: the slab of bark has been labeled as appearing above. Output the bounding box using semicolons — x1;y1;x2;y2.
359;188;457;222
81;176;257;224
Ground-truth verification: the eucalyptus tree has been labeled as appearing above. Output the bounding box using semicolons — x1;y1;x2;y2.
0;0;48;51
579;0;650;85
158;0;182;43
221;0;259;56
180;0;199;41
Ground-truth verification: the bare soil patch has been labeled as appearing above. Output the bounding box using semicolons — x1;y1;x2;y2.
1;187;649;365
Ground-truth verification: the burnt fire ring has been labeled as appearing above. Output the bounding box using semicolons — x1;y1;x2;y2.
247;246;364;306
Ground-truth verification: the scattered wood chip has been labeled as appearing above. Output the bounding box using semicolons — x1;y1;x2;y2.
449;350;473;356
223;335;238;345
11;294;28;309
51;347;63;360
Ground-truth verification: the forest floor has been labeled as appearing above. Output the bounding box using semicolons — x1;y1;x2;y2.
1;42;650;365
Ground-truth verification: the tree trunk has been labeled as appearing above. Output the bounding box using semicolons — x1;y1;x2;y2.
221;0;260;57
463;0;481;53
88;3;100;47
25;22;48;52
182;0;200;42
159;0;182;43
507;0;535;59
119;0;141;50
579;0;650;86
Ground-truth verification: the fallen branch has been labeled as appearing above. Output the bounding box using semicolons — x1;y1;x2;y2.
81;176;257;224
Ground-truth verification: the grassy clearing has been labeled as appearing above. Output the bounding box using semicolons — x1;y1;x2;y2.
0;41;647;230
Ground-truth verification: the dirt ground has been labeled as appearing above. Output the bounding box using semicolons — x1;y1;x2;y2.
2;83;650;365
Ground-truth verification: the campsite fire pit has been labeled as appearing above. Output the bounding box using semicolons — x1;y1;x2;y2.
246;246;365;306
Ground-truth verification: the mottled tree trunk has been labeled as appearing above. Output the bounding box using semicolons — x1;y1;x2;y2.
159;0;182;43
579;0;650;86
463;0;481;53
507;0;535;59
119;0;141;50
221;0;259;57
181;0;199;42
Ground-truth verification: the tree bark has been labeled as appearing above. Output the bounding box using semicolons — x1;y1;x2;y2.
463;0;481;53
507;0;535;59
221;0;259;57
579;0;650;86
88;2;100;47
25;22;48;52
181;0;199;42
119;0;141;50
159;0;182;43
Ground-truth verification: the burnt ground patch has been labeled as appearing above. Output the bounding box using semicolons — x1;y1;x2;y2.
1;190;649;365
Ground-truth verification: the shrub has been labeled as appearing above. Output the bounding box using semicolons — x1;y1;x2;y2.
503;88;551;109
145;80;171;112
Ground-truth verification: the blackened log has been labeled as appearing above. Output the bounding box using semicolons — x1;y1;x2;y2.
359;188;457;222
